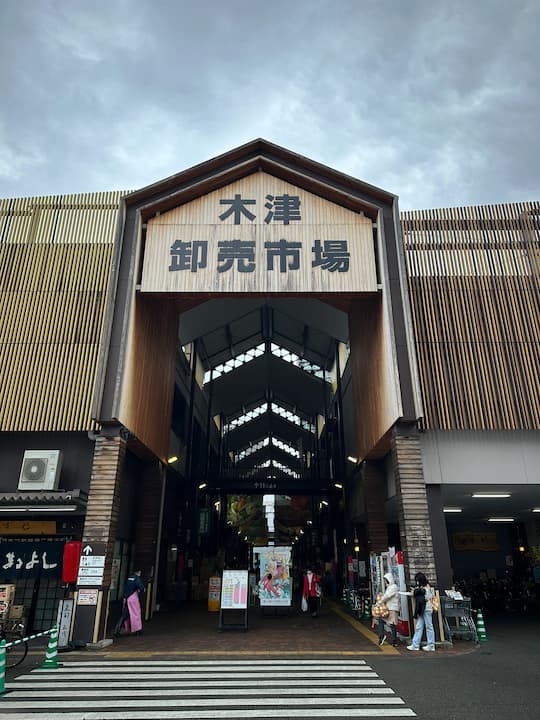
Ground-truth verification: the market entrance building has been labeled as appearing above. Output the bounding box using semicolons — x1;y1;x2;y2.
1;140;538;644
71;141;434;640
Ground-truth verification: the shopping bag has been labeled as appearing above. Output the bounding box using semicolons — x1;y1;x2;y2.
301;595;308;612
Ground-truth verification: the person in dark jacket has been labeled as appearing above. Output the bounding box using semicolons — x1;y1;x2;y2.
113;570;145;637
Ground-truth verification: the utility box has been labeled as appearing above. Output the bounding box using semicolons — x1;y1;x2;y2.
18;450;63;491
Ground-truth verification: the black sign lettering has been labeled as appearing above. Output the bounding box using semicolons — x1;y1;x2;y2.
264;194;301;224
312;239;350;272
217;240;256;273
219;194;256;224
264;239;302;272
169;240;208;272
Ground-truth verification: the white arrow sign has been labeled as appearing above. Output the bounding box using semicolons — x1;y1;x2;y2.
83;545;93;555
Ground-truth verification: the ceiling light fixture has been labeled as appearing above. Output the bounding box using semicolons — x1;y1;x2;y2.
443;507;462;513
347;456;358;464
198;482;207;490
488;517;515;522
0;506;78;512
167;456;178;464
334;482;343;489
533;509;540;513
472;493;511;498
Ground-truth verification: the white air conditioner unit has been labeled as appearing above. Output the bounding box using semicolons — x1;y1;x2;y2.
18;450;63;491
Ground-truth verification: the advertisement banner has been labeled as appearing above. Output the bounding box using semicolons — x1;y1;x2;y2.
220;570;248;609
254;546;292;607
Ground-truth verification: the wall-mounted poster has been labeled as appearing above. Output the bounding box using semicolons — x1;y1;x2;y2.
254;546;292;607
220;570;249;609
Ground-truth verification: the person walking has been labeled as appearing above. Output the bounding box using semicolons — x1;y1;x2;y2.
303;566;321;617
113;570;145;637
377;572;400;647
407;572;435;652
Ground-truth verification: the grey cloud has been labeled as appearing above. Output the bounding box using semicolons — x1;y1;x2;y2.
0;0;538;209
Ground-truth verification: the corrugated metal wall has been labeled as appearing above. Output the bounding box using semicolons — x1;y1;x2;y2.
402;202;540;431
0;192;123;431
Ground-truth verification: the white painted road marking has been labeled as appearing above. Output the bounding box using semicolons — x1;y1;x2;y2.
3;659;416;718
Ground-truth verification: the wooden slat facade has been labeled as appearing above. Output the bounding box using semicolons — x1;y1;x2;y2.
402;202;540;431
1;187;538;439
0;192;123;432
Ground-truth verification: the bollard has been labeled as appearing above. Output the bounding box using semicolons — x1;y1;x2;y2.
0;639;6;695
362;595;372;620
476;609;488;642
41;626;60;668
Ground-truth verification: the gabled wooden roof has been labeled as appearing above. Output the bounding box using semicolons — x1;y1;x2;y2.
125;138;396;221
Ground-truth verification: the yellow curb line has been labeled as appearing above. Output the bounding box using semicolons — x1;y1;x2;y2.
329;603;399;655
105;650;388;657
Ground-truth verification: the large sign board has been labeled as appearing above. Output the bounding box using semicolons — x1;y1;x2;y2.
142;174;377;294
254;546;292;607
0;541;63;580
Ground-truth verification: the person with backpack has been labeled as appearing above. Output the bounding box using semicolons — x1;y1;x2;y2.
407;572;436;652
377;572;400;647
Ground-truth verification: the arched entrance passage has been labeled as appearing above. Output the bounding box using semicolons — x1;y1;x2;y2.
73;140;436;642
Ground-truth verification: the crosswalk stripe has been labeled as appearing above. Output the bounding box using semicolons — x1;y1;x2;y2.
52;659;369;666
1;659;416;718
8;679;387;688
7;687;396;697
0;712;417;719
25;671;379;679
0;697;407;708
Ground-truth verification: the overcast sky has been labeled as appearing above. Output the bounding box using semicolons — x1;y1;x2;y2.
0;0;538;210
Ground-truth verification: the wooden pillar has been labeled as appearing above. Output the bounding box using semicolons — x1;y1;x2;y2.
392;423;437;585
132;460;166;614
362;461;389;554
72;431;126;643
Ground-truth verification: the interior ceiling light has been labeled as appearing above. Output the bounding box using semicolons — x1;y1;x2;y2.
167;456;178;464
488;517;515;522
472;493;511;498
533;509;540;513
0;506;78;512
443;507;462;513
334;482;343;489
321;500;329;506
347;456;358;464
198;482;207;490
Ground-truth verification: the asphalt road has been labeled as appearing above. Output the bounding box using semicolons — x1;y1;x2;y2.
3;609;539;718
368;612;540;719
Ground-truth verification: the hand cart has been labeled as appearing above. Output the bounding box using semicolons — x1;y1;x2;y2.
441;596;478;644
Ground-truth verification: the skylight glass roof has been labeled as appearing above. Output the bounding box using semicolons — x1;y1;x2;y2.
223;401;316;435
203;342;328;385
234;436;301;462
